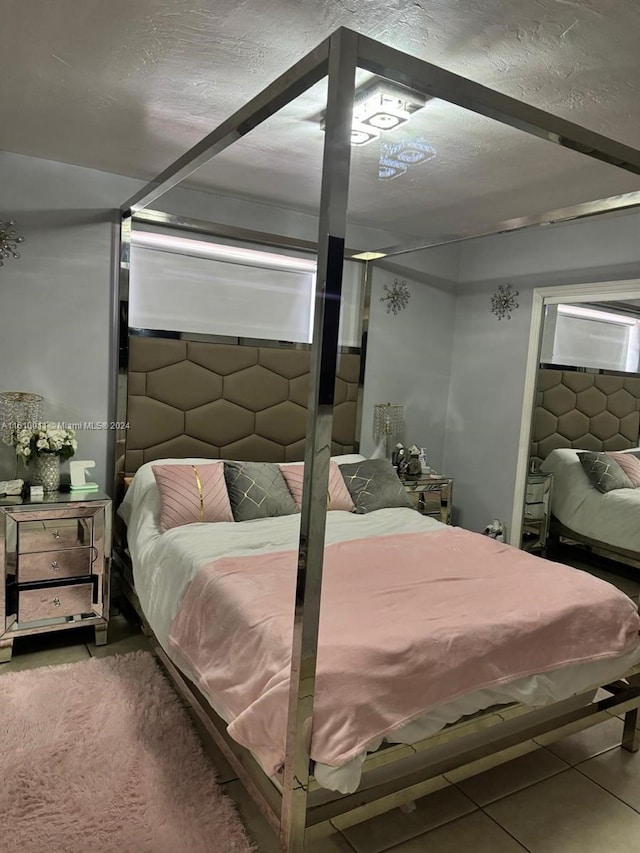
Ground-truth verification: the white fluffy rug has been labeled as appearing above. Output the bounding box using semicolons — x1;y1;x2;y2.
0;651;254;853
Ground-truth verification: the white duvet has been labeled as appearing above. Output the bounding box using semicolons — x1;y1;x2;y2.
120;458;640;792
541;448;640;553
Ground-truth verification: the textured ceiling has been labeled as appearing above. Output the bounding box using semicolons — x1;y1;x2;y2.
1;0;640;241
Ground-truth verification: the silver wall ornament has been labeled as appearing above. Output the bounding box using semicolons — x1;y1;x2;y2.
0;220;25;267
380;278;410;315
491;283;519;320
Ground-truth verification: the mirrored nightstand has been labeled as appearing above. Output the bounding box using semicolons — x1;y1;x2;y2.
522;472;553;554
403;475;453;525
0;491;111;662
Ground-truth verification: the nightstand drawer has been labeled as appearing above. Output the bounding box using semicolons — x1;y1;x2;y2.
18;548;92;583
522;472;553;554
525;482;547;503
18;518;91;553
18;583;94;624
524;503;546;521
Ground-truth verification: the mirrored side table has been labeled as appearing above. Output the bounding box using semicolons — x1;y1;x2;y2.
0;491;111;662
403;475;453;525
522;472;553;554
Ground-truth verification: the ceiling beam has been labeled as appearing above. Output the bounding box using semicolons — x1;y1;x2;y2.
121;37;331;215
356;32;640;176
363;192;640;258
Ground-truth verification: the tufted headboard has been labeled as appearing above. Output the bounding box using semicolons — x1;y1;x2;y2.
530;367;640;463
123;336;360;474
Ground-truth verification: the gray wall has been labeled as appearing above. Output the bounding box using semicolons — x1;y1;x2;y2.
443;208;640;533
0;151;142;488
360;261;458;473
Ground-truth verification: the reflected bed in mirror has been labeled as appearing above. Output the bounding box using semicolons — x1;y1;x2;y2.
530;366;640;570
541;447;640;571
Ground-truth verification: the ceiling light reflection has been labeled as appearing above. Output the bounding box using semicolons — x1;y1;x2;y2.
378;138;436;180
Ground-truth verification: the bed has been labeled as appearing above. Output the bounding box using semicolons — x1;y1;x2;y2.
116;453;640;838
531;367;640;567
112;27;640;852
541;447;640;567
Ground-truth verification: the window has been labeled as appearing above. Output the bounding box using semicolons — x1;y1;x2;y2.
129;231;361;346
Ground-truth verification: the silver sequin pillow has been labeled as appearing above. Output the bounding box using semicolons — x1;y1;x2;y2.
577;451;634;494
339;459;415;514
223;461;299;521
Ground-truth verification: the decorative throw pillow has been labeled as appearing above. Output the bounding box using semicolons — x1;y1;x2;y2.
608;451;640;487
577;451;634;494
339;458;415;514
152;463;234;532
280;462;356;512
223;461;299;521
619;449;640;460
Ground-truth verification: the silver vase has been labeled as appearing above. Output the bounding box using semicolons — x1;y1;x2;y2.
31;455;61;492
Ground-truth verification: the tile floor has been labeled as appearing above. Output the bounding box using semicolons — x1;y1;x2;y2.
1;558;639;853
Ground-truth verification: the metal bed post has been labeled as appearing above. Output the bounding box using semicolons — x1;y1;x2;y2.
353;259;373;451
280;28;358;853
622;706;640;753
111;213;131;501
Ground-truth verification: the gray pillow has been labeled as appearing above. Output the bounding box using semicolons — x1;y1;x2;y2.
223;461;298;521
577;451;634;494
339;459;414;514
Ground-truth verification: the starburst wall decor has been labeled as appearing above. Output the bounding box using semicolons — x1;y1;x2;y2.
380;278;410;315
0;219;25;267
491;283;519;321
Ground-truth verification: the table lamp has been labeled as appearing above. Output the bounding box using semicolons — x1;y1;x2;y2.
373;403;404;459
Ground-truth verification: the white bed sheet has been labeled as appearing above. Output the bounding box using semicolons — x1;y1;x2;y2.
541;448;640;553
120;458;640;792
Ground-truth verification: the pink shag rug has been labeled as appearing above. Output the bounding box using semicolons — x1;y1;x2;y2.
0;651;255;853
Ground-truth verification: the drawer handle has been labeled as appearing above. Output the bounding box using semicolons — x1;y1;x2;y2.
52;597;61;607
51;561;59;571
51;530;60;539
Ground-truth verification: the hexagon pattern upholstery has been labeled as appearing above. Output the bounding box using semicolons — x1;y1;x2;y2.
531;368;640;464
124;337;360;473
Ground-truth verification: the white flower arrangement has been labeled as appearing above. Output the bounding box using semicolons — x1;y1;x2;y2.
14;423;78;462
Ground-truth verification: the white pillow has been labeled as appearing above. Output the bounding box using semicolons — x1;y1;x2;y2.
331;453;367;466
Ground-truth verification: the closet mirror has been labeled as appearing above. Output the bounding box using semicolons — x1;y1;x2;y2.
516;281;640;591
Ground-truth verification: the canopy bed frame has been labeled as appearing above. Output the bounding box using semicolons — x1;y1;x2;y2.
112;28;640;852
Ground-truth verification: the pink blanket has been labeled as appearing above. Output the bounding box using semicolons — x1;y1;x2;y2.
168;527;640;775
